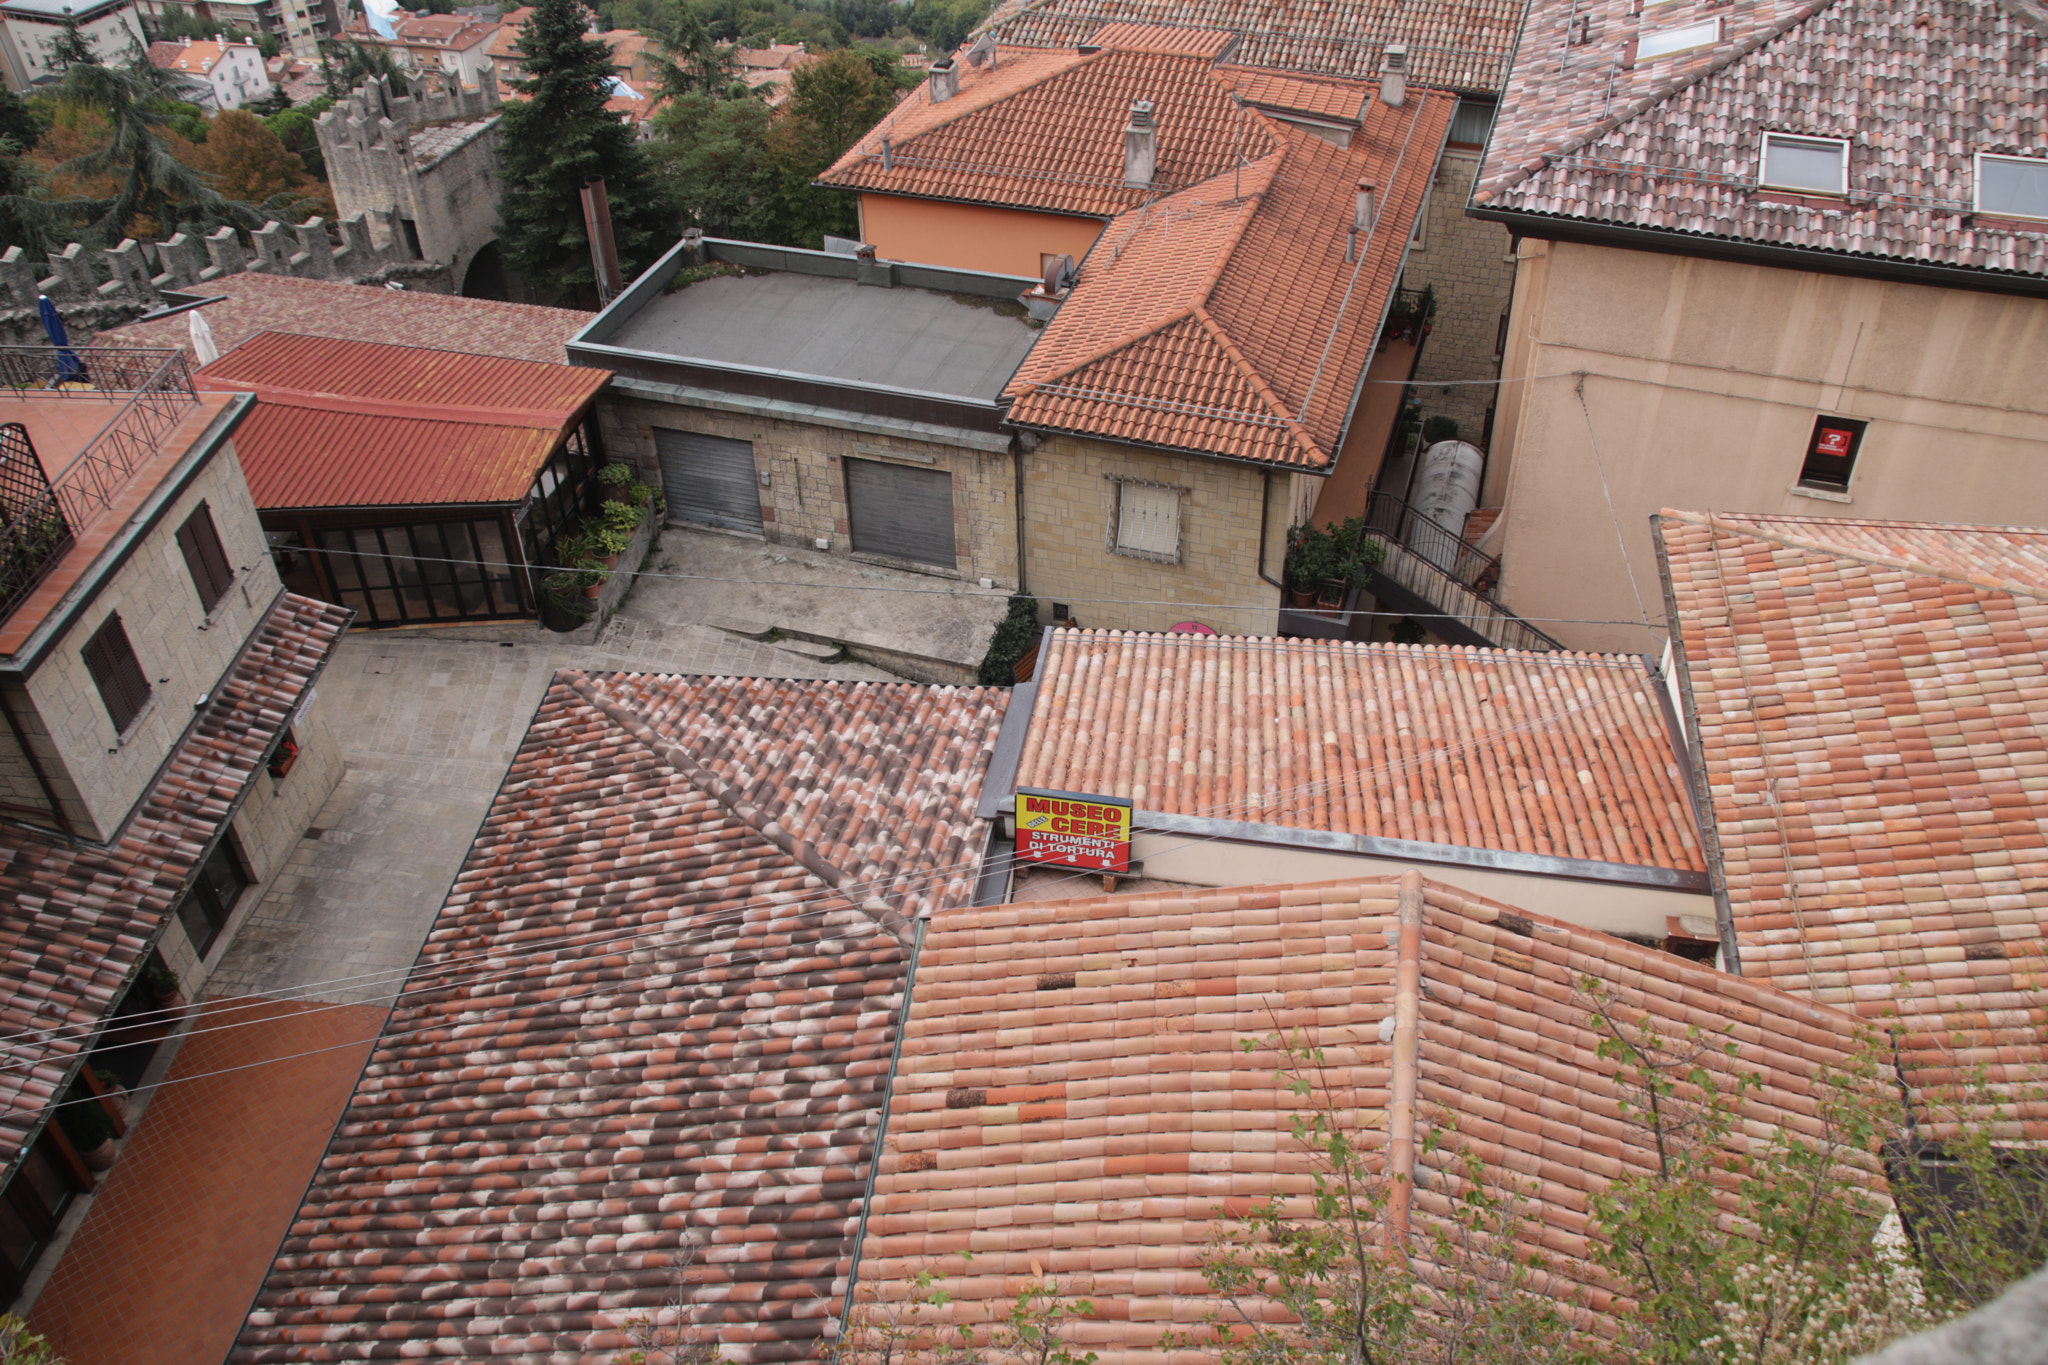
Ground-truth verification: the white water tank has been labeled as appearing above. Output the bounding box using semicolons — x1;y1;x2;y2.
1412;439;1484;534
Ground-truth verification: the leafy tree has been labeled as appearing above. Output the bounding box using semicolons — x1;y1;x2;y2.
651;91;780;239
495;0;675;301
0;85;47;152
765;45;888;246
902;0;986;57
647;0;740;97
197;108;314;203
264;103;327;179
319;37;402;93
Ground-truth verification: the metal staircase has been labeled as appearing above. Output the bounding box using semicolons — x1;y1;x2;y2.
1356;491;1563;652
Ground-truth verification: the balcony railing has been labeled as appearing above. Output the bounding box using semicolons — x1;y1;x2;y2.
0;344;199;529
0;424;75;623
1357;489;1564;653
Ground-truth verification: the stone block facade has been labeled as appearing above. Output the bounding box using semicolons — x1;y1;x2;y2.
0;441;282;842
1020;434;1289;638
594;390;1021;588
1403;151;1518;454
317;74;505;294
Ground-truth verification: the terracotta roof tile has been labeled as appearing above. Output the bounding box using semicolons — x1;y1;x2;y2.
234;674;1007;1363
1216;66;1368;122
1014;630;1704;871
982;0;1528;92
856;873;1866;1355
1476;0;2048;279
94;270;590;366
1657;510;2048;1126
0;593;348;1182
1002;91;1449;465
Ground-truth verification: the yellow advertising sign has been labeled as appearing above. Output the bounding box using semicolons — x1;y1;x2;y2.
1014;787;1133;873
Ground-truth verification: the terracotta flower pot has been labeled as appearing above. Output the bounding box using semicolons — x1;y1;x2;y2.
83;1137;116;1172
1285;586;1315;609
581;580;603;600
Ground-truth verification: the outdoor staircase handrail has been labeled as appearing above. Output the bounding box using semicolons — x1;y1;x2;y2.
1360;489;1565;651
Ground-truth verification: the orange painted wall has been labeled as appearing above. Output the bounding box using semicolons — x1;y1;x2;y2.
859;194;1105;278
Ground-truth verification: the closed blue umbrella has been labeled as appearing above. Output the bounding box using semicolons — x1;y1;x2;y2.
37;295;87;387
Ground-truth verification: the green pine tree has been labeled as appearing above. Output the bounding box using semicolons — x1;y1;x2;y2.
495;0;676;302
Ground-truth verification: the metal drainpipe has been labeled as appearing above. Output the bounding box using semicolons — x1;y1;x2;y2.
836;913;929;1339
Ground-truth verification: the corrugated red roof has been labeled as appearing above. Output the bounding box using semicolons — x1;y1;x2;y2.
196;332;610;512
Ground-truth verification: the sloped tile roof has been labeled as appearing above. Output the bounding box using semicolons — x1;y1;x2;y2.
233;673;1007;1364
821;39;1283;219
855;873;1866;1356
0;592;348;1182
1003;91;1452;466
1656;510;2048;1126
1014;629;1704;871
1217;66;1368;122
1475;0;2048;280
981;0;1527;93
96;270;590;366
195;332;610;512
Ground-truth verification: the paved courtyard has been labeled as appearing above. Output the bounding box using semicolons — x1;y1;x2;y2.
204;527;915;1007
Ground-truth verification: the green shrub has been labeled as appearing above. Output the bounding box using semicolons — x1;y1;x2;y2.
1421;415;1460;446
977;595;1043;687
595;462;634;486
58;1093;112;1153
600;499;646;533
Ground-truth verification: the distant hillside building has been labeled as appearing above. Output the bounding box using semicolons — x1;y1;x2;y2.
146;36;272;110
0;0;144;89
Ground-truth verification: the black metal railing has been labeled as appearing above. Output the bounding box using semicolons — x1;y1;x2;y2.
0;345;198;528
0;424;75;624
1358;489;1564;652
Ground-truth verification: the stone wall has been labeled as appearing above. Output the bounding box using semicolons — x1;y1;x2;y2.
594;390;1021;588
0;208;438;346
317;73;505;293
1403;151;1518;454
0;440;283;842
1020;434;1285;637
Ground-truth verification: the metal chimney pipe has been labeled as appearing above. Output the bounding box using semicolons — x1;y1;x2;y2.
580;177;624;305
1123;99;1157;189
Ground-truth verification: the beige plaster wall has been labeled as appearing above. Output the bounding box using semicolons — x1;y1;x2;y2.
1403;152;1517;451
1020;434;1285;636
0;442;282;842
858;194;1105;278
1489;239;2048;653
1131;830;1710;940
594;393;1020;586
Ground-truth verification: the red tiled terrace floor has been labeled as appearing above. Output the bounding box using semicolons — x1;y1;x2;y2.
28;998;384;1365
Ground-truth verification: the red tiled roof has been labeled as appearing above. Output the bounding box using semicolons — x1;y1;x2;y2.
1003;91;1451;466
1475;0;2048;280
857;872;1868;1355
1657;510;2048;1128
822;36;1286;219
235;672;1008;1363
195;332;610;511
1014;630;1704;871
983;0;1528;93
0;592;349;1179
94;270;591;366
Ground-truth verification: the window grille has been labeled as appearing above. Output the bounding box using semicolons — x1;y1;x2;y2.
1108;478;1183;563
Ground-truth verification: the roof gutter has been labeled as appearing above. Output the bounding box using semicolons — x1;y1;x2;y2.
1386;868;1424;1251
1469;205;2048;301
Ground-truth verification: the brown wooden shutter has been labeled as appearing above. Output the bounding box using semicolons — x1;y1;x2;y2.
82;615;151;733
176;504;234;613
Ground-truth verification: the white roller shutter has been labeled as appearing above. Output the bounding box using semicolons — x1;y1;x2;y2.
654;428;763;533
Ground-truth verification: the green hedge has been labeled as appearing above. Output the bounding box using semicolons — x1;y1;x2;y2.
978;595;1042;687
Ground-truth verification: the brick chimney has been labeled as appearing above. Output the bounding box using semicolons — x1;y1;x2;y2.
1379;43;1407;107
1123;99;1156;190
929;56;957;101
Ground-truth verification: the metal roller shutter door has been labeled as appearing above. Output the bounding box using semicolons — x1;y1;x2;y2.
654;428;763;533
845;458;955;567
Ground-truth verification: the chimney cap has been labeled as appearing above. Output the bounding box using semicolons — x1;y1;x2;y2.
1128;97;1155;124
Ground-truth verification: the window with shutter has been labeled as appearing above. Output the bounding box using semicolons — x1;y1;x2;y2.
176;503;235;613
82;615;151;734
1109;479;1183;563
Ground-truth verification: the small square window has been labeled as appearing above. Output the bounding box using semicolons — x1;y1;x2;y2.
1798;416;1867;492
1637;17;1720;60
1976;154;2048;220
1108;479;1182;563
1761;134;1849;195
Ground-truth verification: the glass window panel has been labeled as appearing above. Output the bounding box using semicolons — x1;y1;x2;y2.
1638;17;1719;59
1980;155;2048;219
1763;136;1846;193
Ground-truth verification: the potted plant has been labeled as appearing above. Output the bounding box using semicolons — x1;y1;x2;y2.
140;957;181;1009
539;571;594;632
1284;524;1332;608
59;1090;116;1171
596;461;637;504
593;524;634;569
91;1067;129;1125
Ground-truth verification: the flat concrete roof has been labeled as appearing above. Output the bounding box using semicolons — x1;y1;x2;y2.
605;272;1038;402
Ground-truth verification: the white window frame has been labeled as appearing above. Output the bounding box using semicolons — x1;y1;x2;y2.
1759;132;1850;196
1974;152;2048;221
1106;476;1184;564
1637;16;1720;60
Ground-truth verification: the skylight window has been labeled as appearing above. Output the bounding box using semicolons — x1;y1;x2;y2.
1637;17;1720;60
1761;134;1849;195
1977;154;2048;220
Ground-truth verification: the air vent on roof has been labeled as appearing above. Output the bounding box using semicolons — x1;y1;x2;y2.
1078;41;1101;53
929;56;957;101
1379;43;1408;107
1123;99;1157;189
